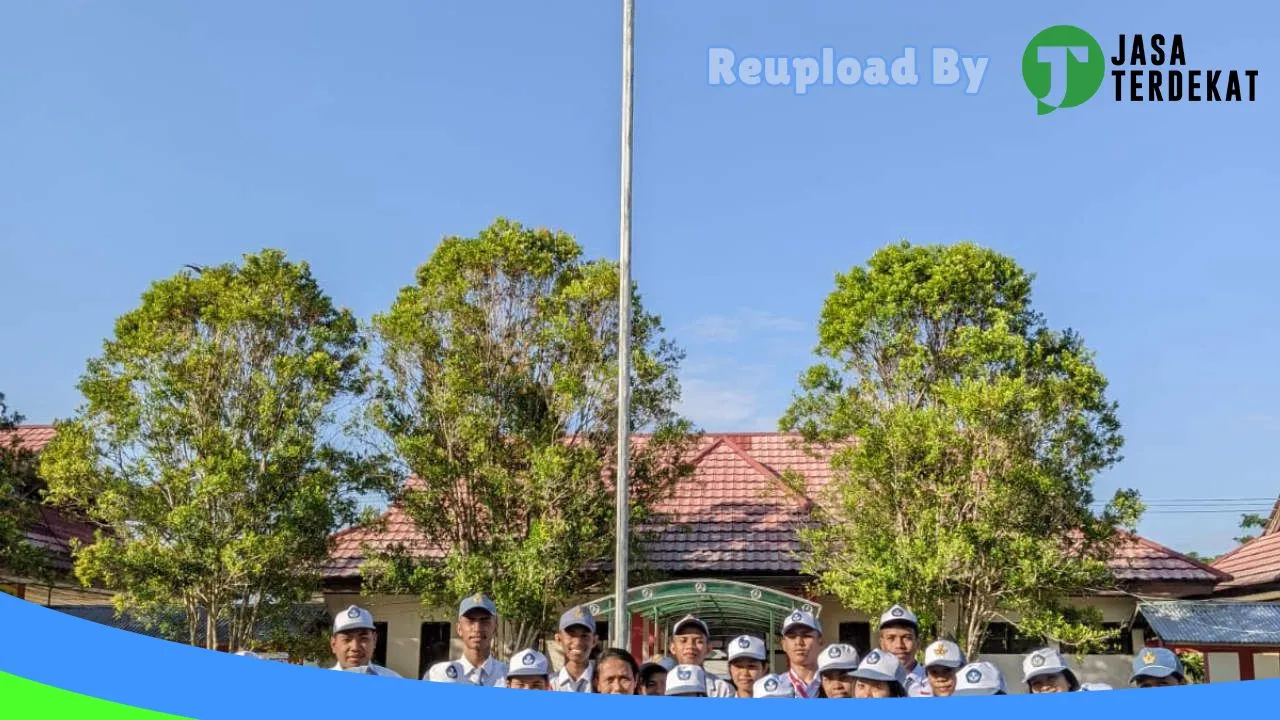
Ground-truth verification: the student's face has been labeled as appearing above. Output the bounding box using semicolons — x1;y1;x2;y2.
728;658;766;693
927;666;957;696
330;629;376;669
640;670;667;695
1029;673;1073;693
671;631;708;665
782;628;822;667
457;611;496;653
820;670;856;698
854;678;893;698
556;626;597;664
879;627;917;667
1135;675;1184;688
595;657;636;695
507;675;549;690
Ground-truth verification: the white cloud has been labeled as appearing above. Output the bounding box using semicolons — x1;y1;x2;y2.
685;308;806;344
1246;413;1280;432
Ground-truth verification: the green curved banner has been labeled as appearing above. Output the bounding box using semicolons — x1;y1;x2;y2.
0;671;191;719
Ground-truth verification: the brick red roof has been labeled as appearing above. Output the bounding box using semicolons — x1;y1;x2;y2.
2;425;99;573
1212;527;1280;590
324;432;1226;586
3;424;57;453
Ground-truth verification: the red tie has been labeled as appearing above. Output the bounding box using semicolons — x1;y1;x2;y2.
789;669;810;698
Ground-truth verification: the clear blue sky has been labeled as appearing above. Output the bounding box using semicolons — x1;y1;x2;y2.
1;1;1276;556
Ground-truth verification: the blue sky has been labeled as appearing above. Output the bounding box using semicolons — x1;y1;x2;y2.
1;1;1276;556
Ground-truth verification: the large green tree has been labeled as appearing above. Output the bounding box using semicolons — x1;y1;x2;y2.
41;251;382;650
782;241;1142;658
364;218;696;653
0;393;48;580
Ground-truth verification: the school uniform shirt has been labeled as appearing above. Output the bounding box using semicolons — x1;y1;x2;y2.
427;655;506;686
331;662;402;678
903;663;930;696
706;673;737;698
553;663;594;692
786;668;822;699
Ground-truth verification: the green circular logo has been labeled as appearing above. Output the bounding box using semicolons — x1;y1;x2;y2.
1022;25;1105;115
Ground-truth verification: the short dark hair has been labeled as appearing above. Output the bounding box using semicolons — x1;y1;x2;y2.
592;648;640;693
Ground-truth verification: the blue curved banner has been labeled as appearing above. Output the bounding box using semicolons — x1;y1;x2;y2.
0;594;1274;718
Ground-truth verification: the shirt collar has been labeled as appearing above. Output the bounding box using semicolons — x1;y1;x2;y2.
556;662;594;690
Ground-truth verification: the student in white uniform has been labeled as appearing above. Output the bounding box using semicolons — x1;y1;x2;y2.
506;648;552;690
665;664;710;697
952;661;1007;696
668;614;735;697
849;649;908;699
815;643;859;698
753;674;797;699
329;605;401;677
726;635;769;698
1022;647;1081;693
920;639;966;697
780;609;824;698
877;605;926;697
424;593;506;686
552;606;598;692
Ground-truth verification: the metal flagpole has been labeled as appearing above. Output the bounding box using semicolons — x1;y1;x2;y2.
612;0;635;653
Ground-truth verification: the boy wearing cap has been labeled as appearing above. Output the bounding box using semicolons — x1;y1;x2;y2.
330;605;401;677
665;664;710;697
553;606;599;692
920;639;966;697
1022;647;1080;693
726;635;768;698
952;661;1007;696
507;648;552;690
668;614;735;697
781;609;824;698
850;649;908;698
1130;647;1188;688
753;673;797;699
877;604;926;696
425;593;506;686
637;655;676;696
815;643;859;698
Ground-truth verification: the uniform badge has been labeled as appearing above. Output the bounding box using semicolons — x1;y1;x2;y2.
933;643;948;657
1030;654;1046;667
791;611;803;622
966;668;982;683
347;607;361;619
471;593;486;604
1142;651;1157;665
866;650;881;664
827;646;842;658
738;637;751;649
572;607;584;619
522;652;536;666
446;664;458;679
890;607;905;618
677;667;692;681
764;677;778;692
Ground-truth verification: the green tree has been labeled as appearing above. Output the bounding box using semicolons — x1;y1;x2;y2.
781;241;1142;658
1233;512;1267;545
363;219;696;653
40;251;382;650
0;393;49;580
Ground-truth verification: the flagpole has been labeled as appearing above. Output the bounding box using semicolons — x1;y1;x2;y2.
612;0;635;653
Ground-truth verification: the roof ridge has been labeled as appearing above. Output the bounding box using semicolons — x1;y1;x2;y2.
1129;531;1233;581
718;435;813;511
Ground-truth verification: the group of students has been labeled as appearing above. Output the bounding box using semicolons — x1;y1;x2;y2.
320;594;1192;696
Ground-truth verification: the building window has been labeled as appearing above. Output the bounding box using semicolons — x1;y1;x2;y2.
373;621;389;668
839;622;872;656
418;622;451;678
979;622;1041;655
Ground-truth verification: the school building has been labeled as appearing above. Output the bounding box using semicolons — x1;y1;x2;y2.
320;432;1233;691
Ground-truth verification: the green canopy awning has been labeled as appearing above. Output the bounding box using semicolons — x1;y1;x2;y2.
583;579;821;639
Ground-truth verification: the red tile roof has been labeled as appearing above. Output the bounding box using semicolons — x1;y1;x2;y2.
1212;529;1280;590
325;432;1226;586
2;425;99;573
2;424;57;453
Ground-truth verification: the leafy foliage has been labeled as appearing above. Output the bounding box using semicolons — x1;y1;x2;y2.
363;219;697;653
40;251;384;650
0;393;49;579
782;241;1141;658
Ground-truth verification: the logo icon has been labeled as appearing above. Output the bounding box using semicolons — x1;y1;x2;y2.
522;652;536;666
933;643;949;657
446;664;459;679
966;668;982;683
677;667;692;681
890;606;904;618
1142;650;1157;665
1031;653;1046;667
828;646;842;658
1022;25;1106;114
764;677;779;692
791;611;803;622
346;607;361;619
738;637;751;649
866;650;881;664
